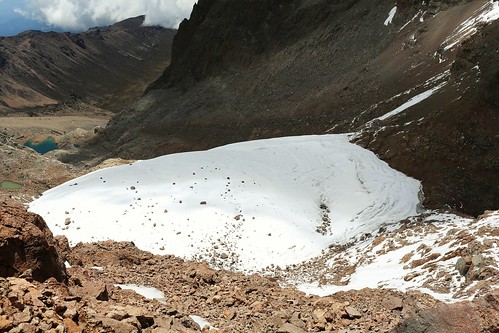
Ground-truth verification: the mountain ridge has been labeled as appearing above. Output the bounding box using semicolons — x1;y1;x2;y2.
0;15;175;115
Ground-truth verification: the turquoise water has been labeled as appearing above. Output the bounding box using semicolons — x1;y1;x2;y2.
24;137;58;154
0;180;23;190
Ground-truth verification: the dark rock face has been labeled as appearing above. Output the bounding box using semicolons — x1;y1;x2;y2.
152;0;359;89
358;19;499;215
97;0;399;153
395;293;499;333
0;53;6;68
93;0;498;216
0;202;66;282
0;16;175;113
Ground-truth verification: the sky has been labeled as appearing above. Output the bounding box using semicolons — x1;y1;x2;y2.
0;0;197;36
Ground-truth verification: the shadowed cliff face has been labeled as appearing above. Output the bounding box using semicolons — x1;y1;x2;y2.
92;0;498;216
356;19;499;216
0;202;66;282
0;16;175;114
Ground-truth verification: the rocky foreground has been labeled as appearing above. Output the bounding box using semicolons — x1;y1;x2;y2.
1;202;498;332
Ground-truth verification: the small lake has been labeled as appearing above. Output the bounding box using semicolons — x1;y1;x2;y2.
24;137;58;154
0;180;23;190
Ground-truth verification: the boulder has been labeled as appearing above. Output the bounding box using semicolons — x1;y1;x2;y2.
277;323;306;333
394;300;489;333
455;257;470;276
344;306;362;319
0;203;66;282
382;296;404;311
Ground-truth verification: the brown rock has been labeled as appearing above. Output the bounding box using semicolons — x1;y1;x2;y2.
395;301;483;333
223;308;236;320
382;296;404;310
13;309;31;324
193;264;217;284
0;203;66;282
136;314;155;329
0;316;13;331
344;306;362;319
277;322;306;333
154;316;173;329
54;236;71;260
84;282;110;301
455;257;471;276
63;318;82;333
250;300;264;313
15;323;37;333
288;312;305;329
38;321;53;331
151;328;176;333
123;305;146;317
100;316;139;333
106;309;129;321
313;308;327;323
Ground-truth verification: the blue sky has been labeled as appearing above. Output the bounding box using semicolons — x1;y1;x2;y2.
0;0;58;36
0;0;196;37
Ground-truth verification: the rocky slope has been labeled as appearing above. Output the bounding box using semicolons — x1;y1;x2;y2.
0;16;175;115
0;205;497;332
91;0;499;216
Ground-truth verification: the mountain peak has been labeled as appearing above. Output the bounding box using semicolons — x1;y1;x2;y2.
111;15;147;29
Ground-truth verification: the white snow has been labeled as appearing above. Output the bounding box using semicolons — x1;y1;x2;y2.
353;70;450;131
384;6;397;26
30;134;421;273
189;315;217;331
375;81;446;121
399;10;422;31
441;1;499;51
115;284;165;301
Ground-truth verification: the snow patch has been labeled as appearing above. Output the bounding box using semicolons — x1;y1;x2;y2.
115;284;165;301
375;81;446;121
441;1;499;51
189;315;217;331
384;6;397;26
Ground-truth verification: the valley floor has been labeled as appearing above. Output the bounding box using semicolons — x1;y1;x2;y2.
0;116;109;132
0;115;110;204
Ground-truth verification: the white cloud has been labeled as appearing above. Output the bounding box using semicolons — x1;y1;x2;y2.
17;0;197;31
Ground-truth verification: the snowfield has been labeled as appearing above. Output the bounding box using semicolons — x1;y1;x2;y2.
30;134;421;272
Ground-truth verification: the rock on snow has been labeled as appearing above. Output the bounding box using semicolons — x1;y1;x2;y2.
30;134;421;272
